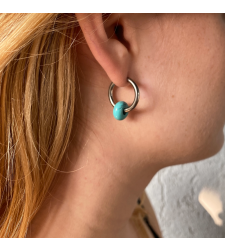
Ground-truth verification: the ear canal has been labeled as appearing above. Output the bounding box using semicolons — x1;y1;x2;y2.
114;25;130;51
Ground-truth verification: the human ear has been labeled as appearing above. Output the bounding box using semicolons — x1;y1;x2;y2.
75;13;130;87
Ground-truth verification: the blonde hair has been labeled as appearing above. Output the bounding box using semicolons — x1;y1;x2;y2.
0;13;82;237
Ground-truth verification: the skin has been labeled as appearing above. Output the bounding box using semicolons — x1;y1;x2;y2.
27;14;225;238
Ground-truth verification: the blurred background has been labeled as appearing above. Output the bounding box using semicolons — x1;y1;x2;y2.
146;127;225;238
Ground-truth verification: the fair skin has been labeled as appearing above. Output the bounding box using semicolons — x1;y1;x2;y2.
27;14;225;237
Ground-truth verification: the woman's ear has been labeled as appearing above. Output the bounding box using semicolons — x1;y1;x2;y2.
75;13;130;87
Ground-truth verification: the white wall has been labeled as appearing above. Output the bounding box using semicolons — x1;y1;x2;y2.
146;127;225;238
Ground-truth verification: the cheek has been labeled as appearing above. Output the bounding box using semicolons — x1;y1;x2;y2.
164;20;225;160
139;14;225;162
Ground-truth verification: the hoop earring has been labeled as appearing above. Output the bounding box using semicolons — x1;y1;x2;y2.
108;77;140;120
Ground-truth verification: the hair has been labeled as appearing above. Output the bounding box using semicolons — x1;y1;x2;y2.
0;13;87;237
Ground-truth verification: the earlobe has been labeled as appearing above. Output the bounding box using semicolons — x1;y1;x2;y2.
75;13;131;87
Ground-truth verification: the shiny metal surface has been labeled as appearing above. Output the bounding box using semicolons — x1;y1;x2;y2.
108;78;140;113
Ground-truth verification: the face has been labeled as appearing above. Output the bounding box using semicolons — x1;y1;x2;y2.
113;14;225;166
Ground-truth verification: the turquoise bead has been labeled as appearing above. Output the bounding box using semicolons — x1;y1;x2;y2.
113;101;129;120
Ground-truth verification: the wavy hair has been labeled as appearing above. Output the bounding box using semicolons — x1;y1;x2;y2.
0;13;84;237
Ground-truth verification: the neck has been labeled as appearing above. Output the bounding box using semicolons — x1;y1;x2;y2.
27;51;162;238
27;119;159;237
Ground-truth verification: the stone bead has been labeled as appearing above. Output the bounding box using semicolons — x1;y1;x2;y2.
113;101;129;120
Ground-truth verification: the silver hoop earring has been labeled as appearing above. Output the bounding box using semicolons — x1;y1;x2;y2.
108;77;140;120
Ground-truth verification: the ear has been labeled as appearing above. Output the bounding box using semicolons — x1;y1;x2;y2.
75;13;130;87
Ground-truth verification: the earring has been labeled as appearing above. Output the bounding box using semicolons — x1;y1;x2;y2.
108;77;140;120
